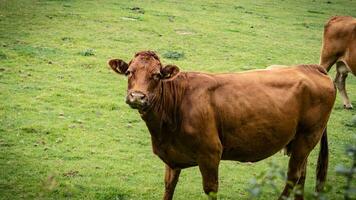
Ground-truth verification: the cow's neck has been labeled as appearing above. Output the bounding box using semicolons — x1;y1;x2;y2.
139;74;187;142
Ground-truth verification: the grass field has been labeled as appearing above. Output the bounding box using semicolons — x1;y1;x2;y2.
1;0;356;199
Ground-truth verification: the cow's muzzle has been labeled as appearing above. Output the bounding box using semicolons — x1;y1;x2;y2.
126;91;149;110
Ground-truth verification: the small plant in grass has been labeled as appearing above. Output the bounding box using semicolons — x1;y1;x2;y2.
345;115;356;127
130;7;145;14
162;51;184;60
247;141;356;200
0;51;7;59
61;37;73;42
247;160;288;199
80;48;95;56
335;141;356;200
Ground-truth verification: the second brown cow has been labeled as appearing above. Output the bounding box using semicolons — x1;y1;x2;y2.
320;16;356;109
108;51;336;200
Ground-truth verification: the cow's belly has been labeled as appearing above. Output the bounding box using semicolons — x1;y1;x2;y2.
221;140;290;162
220;124;297;162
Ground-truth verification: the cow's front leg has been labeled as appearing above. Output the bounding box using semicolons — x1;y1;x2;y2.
198;154;221;200
163;165;181;200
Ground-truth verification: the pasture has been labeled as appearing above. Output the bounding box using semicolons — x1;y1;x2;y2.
0;0;355;199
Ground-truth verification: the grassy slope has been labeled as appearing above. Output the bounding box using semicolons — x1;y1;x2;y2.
0;0;355;199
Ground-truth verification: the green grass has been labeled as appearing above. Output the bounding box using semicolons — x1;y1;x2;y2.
0;0;355;199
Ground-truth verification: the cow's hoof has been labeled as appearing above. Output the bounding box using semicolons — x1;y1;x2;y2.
344;104;353;109
208;192;217;200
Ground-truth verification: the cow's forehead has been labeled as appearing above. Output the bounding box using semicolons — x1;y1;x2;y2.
130;55;161;69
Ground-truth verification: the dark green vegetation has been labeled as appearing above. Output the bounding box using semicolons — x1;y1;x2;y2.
1;0;355;199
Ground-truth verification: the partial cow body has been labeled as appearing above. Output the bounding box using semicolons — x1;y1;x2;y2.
108;51;336;200
320;16;356;109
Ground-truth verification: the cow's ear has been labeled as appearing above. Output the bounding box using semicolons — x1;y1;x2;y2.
108;59;129;75
161;64;180;80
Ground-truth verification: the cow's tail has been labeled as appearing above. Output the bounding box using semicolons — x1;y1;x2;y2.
316;127;329;192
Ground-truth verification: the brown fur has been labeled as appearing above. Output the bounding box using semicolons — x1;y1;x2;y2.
109;51;336;200
320;16;356;109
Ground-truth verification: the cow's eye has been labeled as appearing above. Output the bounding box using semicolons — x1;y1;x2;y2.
152;73;161;81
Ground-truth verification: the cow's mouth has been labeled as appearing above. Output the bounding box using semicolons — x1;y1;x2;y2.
128;102;148;110
126;99;149;111
125;91;150;111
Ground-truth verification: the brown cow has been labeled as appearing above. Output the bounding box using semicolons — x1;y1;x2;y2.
108;51;335;200
320;16;356;109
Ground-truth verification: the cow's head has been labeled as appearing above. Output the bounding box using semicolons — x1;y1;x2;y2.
108;51;180;110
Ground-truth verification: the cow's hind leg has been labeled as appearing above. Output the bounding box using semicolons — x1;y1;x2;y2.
279;149;308;200
163;165;181;200
295;160;307;200
335;61;352;109
279;131;321;200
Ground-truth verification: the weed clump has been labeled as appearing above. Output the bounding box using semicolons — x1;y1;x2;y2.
335;144;356;200
0;51;7;59
130;7;145;14
247;143;356;199
162;51;184;60
346;115;356;127
80;49;95;56
61;37;73;42
247;160;286;199
21;126;50;134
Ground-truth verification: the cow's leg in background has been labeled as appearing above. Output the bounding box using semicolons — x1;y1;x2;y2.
198;154;221;200
334;61;352;109
163;165;181;200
